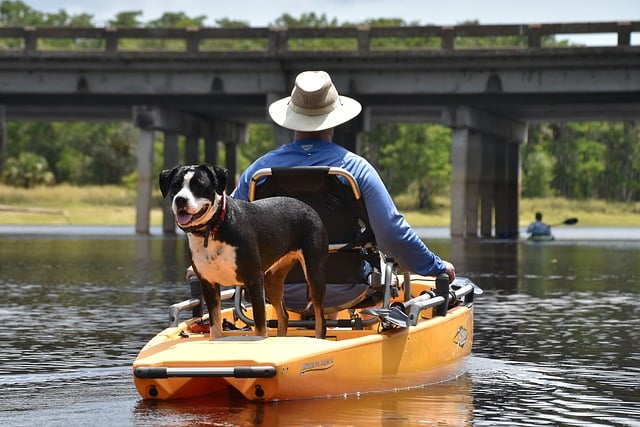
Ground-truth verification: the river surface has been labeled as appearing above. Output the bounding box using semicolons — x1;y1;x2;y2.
0;226;639;426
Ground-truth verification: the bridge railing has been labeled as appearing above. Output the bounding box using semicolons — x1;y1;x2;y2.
0;22;637;55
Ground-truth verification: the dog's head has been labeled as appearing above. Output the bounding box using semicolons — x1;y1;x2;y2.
158;165;228;229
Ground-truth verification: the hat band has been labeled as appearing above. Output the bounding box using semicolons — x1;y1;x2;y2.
288;99;341;117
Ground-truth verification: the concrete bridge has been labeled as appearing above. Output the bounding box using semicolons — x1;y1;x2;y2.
1;22;639;237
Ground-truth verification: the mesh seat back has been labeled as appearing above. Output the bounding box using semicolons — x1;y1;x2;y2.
251;167;375;249
250;166;378;286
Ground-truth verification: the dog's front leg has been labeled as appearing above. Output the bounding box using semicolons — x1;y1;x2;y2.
200;280;222;340
245;276;267;337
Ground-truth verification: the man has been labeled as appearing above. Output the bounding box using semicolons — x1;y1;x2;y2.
232;70;456;284
527;212;552;237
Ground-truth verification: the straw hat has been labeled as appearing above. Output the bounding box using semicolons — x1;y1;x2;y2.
268;71;362;131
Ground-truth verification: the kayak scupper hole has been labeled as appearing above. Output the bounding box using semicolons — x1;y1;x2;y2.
148;385;158;397
254;385;265;398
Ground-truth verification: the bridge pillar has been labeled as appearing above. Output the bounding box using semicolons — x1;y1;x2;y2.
0;105;6;172
162;131;179;234
204;134;219;165
133;106;156;234
185;135;200;165
268;93;292;147
211;120;247;193
495;142;522;238
480;136;497;237
333;115;364;152
450;127;482;237
444;107;526;238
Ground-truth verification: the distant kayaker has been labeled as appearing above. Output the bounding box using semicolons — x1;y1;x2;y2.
527;212;552;237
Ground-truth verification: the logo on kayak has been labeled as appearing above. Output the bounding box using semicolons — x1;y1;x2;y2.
453;326;468;348
300;357;334;376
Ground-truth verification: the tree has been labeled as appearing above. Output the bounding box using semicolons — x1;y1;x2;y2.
239;124;274;172
147;12;206;28
272;12;338;27
602;121;640;201
108;11;143;28
0;1;44;26
522;127;556;197
6;122;136;186
363;123;451;208
574;135;606;198
215;18;250;28
2;152;55;188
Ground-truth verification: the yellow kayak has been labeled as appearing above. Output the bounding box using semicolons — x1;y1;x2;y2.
133;275;476;401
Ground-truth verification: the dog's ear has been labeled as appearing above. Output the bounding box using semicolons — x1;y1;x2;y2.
214;166;228;195
201;165;228;195
158;166;180;198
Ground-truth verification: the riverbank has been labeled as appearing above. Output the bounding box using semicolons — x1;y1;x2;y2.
1;184;639;227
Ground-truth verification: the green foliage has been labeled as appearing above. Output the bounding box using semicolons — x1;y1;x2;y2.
272;12;339;27
215;18;250;28
2;152;55;188
147;12;206;28
0;0;44;26
6;122;137;186
239;124;275;172
522;143;556;197
574;136;606;198
527;122;640;201
108;11;143;28
600;122;640;201
362;124;451;208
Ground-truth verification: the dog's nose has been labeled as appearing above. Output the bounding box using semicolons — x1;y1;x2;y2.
174;196;189;209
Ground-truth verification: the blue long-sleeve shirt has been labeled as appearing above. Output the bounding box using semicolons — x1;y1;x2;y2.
527;220;551;236
231;138;447;276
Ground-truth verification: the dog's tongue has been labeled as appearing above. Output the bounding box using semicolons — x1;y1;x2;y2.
177;212;193;225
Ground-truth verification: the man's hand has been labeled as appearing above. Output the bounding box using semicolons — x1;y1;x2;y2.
443;261;456;283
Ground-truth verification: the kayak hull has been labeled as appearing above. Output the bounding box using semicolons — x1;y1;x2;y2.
528;234;555;241
133;277;474;401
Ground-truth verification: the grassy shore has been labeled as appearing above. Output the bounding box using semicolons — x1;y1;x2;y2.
1;184;639;227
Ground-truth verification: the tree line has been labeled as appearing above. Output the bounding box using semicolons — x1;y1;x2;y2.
1;1;639;206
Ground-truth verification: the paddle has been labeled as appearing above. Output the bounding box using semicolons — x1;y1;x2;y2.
549;218;578;227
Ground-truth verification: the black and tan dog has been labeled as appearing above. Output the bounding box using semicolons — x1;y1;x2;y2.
159;164;328;340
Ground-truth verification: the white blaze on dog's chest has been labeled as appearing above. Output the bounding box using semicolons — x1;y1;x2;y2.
189;237;241;285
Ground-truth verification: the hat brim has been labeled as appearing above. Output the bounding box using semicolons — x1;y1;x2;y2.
268;96;362;131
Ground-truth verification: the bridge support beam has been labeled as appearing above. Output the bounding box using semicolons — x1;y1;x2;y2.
134;126;155;234
268;93;292;147
204;133;219;166
0;105;6;172
333;115;364;152
162;131;179;234
185;134;199;165
210;120;247;193
444;107;526;238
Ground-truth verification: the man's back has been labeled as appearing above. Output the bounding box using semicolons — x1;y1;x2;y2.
527;220;551;236
233;138;447;277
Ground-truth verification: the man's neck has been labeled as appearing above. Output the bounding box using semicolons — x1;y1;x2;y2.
295;128;334;142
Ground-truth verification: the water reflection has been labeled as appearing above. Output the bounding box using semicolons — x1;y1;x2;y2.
1;232;639;426
133;375;473;426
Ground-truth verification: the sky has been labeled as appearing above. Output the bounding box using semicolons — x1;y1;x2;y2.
21;0;640;45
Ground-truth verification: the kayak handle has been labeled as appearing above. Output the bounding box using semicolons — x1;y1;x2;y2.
134;365;277;379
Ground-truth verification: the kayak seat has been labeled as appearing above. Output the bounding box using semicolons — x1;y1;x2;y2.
246;166;397;319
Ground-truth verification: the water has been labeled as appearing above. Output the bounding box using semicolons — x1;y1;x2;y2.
1;227;639;426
